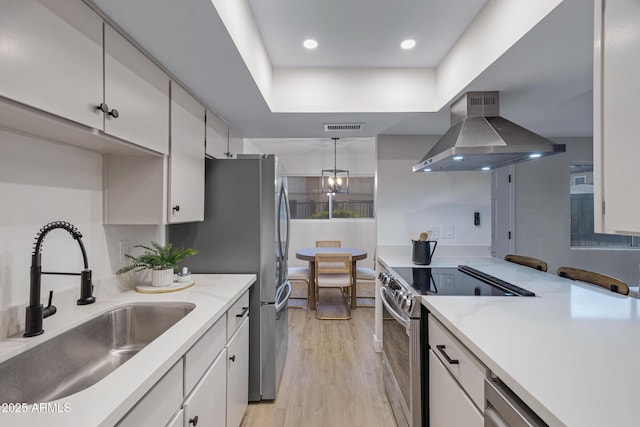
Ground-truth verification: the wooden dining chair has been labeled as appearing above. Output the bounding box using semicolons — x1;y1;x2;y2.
315;240;342;248
287;266;310;309
314;252;352;320
556;266;629;295
504;254;548;272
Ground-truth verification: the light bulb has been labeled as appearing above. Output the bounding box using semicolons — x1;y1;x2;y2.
400;39;416;50
303;39;318;49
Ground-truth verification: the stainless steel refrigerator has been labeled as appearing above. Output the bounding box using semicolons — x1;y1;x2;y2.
169;154;291;401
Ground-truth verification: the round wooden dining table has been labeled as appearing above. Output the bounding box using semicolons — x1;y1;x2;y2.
295;247;368;309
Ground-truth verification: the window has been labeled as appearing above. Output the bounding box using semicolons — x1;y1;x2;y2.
570;162;640;247
287;176;374;219
573;176;586;185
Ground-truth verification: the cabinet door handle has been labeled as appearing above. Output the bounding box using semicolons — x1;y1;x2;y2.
236;307;249;318
108;108;119;118
436;344;459;365
188;415;199;426
172;205;180;213
96;102;109;113
229;354;236;362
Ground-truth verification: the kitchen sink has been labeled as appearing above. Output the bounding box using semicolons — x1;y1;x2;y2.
0;302;195;403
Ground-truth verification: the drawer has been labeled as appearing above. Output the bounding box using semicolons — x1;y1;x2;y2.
117;359;183;427
227;289;250;339
428;314;488;411
184;315;226;396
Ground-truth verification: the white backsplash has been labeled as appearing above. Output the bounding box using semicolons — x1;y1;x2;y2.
0;128;163;310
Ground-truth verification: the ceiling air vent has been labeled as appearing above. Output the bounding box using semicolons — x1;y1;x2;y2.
323;123;363;132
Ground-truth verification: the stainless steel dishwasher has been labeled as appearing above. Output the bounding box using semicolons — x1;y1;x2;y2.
484;378;548;427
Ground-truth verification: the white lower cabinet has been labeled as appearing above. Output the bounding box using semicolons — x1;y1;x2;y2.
166;409;184;427
226;316;249;427
428;315;488;427
116;290;250;427
117;359;184;427
184;348;228;427
429;351;483;427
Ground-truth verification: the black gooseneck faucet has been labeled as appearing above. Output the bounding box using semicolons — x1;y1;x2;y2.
24;221;95;337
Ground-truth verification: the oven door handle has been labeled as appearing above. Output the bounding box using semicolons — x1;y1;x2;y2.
380;287;411;331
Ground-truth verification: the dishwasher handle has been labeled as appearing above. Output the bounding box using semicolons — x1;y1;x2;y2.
484;378;548;427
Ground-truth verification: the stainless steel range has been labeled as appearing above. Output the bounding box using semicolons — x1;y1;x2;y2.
379;264;535;427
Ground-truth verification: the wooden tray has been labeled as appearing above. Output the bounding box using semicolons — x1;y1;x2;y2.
135;279;195;294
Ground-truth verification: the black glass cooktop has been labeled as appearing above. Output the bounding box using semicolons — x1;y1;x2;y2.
389;265;535;297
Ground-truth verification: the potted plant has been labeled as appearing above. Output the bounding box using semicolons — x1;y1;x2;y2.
116;241;198;287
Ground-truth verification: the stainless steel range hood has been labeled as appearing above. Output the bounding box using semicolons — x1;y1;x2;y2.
412;92;566;172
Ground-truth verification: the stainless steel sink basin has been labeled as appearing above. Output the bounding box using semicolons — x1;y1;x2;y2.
0;302;195;403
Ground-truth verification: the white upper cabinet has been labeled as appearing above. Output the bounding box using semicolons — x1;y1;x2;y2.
206;110;229;159
0;0;103;130
594;0;640;235
104;82;205;225
104;24;169;154
228;128;244;158
0;0;169;155
169;82;205;223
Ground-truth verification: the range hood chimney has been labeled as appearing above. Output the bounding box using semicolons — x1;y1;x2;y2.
412;91;565;172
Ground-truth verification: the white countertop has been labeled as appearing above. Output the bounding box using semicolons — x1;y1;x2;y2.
0;274;255;427
380;256;640;427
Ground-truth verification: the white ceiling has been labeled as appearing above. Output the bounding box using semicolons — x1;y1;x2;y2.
89;0;593;141
247;0;487;68
246;137;375;156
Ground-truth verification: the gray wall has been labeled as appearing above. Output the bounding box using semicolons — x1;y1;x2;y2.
514;137;640;286
376;135;491;252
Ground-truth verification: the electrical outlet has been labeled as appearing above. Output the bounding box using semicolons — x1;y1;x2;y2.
427;226;439;240
440;225;454;239
119;240;130;263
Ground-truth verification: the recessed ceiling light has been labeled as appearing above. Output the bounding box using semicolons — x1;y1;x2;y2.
303;39;318;50
424;168;432;172
400;39;416;50
453;156;464;161
529;153;542;158
481;166;491;171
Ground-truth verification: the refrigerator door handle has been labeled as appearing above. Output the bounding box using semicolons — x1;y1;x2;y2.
275;280;291;313
283;184;291;259
277;182;291;262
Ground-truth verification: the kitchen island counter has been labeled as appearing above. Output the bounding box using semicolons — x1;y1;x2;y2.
412;257;640;427
0;274;255;427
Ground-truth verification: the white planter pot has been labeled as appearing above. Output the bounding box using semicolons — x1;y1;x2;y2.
151;268;174;287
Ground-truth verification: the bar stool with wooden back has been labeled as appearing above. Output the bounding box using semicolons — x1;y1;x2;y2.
315;240;342;248
314;252;353;320
504;254;548;272
556;267;629;295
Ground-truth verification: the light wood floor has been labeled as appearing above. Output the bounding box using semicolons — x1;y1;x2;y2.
240;305;396;427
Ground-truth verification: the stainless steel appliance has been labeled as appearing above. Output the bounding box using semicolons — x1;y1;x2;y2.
485;378;547;427
379;264;535;427
412;91;566;172
169;154;291;401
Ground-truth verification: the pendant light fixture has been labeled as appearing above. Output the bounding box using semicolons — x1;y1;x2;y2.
321;137;349;195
